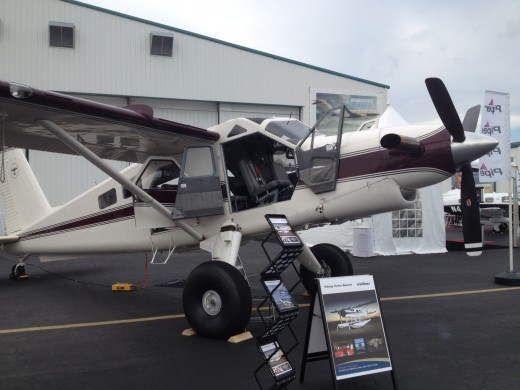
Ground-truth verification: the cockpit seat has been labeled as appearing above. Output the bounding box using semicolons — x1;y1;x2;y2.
238;159;291;205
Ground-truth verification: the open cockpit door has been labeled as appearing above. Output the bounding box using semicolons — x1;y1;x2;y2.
295;106;346;193
133;157;180;229
173;146;224;219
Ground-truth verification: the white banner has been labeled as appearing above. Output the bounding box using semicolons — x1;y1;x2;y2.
478;90;510;182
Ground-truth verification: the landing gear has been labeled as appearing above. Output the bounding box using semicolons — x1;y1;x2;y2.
493;223;508;234
183;260;252;339
300;243;354;293
9;263;28;280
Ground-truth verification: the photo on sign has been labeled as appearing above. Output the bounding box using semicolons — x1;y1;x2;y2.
265;215;302;246
258;340;294;380
261;279;298;313
320;289;391;379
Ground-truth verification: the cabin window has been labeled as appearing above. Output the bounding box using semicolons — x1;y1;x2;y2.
98;188;117;210
136;160;180;190
49;22;74;48
182;147;215;177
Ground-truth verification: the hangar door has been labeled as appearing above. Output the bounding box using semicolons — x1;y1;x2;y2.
219;103;300;122
130;97;218;128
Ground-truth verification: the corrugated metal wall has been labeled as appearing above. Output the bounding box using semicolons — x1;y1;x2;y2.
28;151;130;206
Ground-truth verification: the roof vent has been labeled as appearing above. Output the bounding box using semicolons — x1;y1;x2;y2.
150;31;173;57
49;22;74;48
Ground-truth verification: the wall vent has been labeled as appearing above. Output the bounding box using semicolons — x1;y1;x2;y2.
150;31;173;57
49;22;74;48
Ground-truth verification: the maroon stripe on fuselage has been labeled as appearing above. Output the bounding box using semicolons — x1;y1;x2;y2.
19;205;135;240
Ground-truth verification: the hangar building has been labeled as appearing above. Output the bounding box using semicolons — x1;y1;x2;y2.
0;0;389;205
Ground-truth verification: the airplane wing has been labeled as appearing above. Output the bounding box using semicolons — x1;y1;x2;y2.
0;81;220;163
480;207;506;219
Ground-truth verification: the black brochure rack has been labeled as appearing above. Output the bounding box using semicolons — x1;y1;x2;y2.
254;215;303;390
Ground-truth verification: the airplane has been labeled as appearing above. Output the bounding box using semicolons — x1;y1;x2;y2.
0;78;497;339
444;188;514;233
331;301;376;331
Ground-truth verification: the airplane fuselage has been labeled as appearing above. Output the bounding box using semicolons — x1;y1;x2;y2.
3;117;455;261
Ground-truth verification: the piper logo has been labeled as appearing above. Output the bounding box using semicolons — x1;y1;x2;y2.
482;121;501;136
487;147;502;157
480;163;502;178
485;99;502;114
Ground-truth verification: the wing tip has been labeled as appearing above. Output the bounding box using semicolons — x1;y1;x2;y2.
0;235;20;244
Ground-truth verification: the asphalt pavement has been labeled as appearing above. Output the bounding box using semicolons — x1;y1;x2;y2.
1;230;519;390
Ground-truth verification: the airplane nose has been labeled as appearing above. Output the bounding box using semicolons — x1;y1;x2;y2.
451;132;499;166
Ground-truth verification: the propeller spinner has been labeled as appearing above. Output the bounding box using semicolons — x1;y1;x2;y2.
425;77;497;256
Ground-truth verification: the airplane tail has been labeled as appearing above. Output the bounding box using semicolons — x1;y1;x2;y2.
0;148;51;235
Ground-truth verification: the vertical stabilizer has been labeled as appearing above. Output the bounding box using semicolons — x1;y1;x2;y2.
0;149;51;234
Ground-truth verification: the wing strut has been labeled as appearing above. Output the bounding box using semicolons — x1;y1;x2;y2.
37;119;204;242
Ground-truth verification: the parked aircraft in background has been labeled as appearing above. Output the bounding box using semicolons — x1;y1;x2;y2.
0;78;497;338
444;189;513;233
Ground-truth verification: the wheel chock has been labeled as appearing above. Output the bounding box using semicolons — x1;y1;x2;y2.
111;282;135;291
182;328;197;336
228;331;253;343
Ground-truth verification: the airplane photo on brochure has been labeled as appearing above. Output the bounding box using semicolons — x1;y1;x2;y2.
0;78;498;339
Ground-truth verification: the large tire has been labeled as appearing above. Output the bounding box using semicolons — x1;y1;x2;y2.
300;243;354;293
183;261;252;339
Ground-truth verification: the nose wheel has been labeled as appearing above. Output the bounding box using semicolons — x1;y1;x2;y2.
299;243;354;293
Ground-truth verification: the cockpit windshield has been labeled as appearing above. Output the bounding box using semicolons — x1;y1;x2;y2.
264;119;312;145
262;108;381;146
314;106;381;136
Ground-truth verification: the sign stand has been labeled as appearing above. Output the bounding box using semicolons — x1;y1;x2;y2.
495;163;520;285
300;275;398;389
299;290;335;388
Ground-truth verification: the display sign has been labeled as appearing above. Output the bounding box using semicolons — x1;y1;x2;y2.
478;90;510;183
265;214;302;247
317;275;392;381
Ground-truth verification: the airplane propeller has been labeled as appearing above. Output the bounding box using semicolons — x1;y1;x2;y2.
425;77;483;256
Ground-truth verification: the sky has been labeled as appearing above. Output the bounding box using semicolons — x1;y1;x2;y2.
79;0;520;139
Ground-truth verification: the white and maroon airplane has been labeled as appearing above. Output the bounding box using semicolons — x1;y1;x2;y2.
0;78;497;338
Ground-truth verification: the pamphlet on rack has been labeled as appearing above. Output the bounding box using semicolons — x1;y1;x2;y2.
258;339;295;381
261;279;298;314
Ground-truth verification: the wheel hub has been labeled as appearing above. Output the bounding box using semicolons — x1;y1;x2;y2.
202;290;222;316
319;260;332;277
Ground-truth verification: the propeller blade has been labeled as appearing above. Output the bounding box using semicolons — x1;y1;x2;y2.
462;105;481;133
460;163;482;256
425;78;465;142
